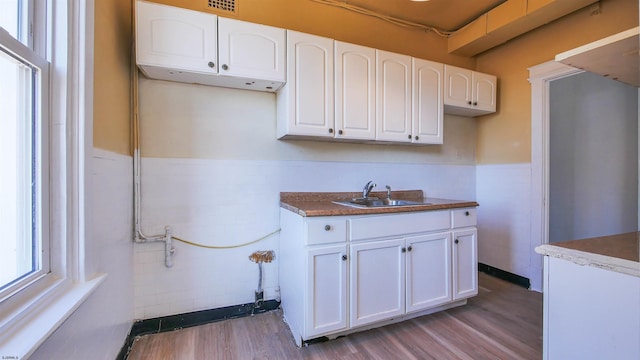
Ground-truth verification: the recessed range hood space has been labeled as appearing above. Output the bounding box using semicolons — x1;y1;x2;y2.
555;27;640;87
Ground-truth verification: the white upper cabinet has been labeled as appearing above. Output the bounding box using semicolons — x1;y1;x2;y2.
444;65;497;117
135;0;285;92
412;58;444;144
444;66;472;108
334;41;376;141
472;71;497;112
376;50;412;143
217;17;285;84
277;31;335;138
137;0;499;138
136;0;217;74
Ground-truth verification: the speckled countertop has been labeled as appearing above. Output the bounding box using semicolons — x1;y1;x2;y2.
280;190;479;217
535;232;640;277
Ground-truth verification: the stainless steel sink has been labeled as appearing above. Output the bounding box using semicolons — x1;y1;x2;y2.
333;198;430;208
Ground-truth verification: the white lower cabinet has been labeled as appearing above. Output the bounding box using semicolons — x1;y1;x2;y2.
350;238;405;327
305;244;348;337
452;228;478;300
406;232;452;312
279;207;477;346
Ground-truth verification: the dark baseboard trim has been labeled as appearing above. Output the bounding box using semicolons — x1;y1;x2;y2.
478;263;530;289
116;300;280;360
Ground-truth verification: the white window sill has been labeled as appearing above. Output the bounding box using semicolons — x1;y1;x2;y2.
0;273;107;359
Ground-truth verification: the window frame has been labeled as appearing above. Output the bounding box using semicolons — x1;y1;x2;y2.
0;0;100;357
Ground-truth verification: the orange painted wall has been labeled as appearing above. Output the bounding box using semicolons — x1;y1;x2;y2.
474;0;638;164
93;0;132;155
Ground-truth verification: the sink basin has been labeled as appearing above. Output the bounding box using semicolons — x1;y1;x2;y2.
333;198;430;208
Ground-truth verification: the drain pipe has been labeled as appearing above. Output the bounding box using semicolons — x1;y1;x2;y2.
249;250;275;314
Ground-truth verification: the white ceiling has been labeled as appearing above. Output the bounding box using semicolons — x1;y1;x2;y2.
331;0;506;32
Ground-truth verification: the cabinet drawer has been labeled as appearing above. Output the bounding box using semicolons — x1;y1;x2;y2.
452;208;477;228
306;219;347;245
350;211;450;241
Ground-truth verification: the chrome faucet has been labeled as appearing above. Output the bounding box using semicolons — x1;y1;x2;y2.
385;185;392;199
362;181;376;198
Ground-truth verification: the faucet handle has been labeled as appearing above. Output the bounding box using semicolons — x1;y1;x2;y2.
385;185;392;199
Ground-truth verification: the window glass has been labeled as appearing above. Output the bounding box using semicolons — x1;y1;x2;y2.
0;47;39;292
0;0;28;46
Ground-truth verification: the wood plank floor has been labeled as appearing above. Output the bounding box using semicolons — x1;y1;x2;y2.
127;273;542;360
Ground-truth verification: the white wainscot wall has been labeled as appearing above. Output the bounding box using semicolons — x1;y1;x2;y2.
476;163;542;291
134;158;476;319
30;149;134;360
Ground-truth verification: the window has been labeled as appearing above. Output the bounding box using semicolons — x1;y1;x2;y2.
0;1;49;301
1;0;100;356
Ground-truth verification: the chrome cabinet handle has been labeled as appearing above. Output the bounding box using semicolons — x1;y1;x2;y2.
222;64;229;70
208;61;215;68
342;254;347;261
324;225;331;231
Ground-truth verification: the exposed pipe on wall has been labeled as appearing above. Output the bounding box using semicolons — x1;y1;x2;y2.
130;0;174;267
309;0;454;36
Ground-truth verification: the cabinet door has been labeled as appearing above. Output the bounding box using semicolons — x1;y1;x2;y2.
452;228;478;300
278;31;334;138
444;65;472;108
136;1;217;73
306;245;348;337
335;41;376;140
473;72;497;113
406;232;452;313
217;17;285;82
350;238;405;327
376;50;412;142
412;58;444;144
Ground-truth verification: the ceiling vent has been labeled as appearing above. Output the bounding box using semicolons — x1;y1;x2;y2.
207;0;237;15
